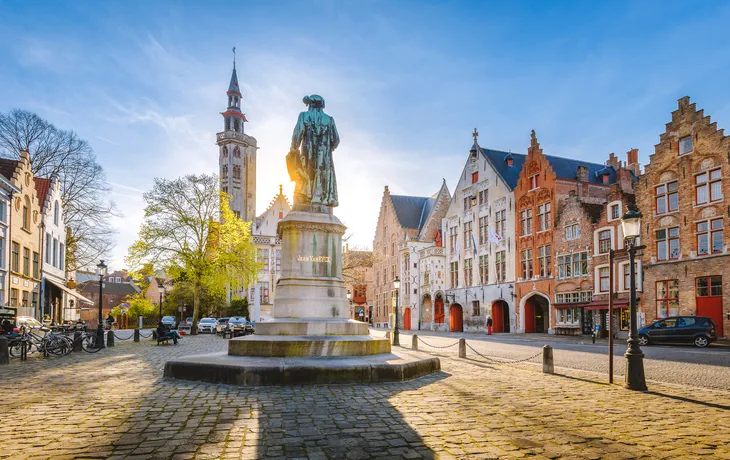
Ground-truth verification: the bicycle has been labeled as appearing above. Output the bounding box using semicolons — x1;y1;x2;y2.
78;331;104;353
9;328;73;358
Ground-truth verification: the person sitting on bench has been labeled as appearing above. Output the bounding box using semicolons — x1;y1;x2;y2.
156;322;178;345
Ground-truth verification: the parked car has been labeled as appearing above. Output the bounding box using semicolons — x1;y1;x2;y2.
638;316;717;348
161;316;177;329
228;316;247;328
245;321;255;335
216;317;230;335
198;318;217;333
180;317;193;327
16;316;43;329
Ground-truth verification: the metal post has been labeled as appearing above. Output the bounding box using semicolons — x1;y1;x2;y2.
134;328;140;343
608;249;614;384
159;289;163;323
0;337;9;365
96;275;105;349
73;331;82;352
542;345;554;374
412;334;418;350
625;241;647;391
458;338;466;358
107;330;115;347
393;289;400;346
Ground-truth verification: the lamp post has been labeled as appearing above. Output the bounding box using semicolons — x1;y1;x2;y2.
620;204;647;391
393;276;400;346
96;260;107;349
158;284;164;323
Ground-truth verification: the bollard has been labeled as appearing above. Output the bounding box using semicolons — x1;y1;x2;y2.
0;337;8;365
73;331;82;352
21;340;27;361
133;328;140;343
542;345;554;374
412;334;418;350
458;338;466;358
107;330;115;347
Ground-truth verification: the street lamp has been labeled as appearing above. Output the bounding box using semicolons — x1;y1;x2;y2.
96;260;108;349
621;204;647;391
393;276;400;346
158;282;164;322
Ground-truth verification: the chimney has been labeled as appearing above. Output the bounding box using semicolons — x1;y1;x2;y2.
576;165;589;182
626;148;640;175
605;152;619;169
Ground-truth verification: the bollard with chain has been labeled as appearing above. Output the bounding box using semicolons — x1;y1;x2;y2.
0;337;8;365
73;331;82;352
107;330;115;347
542;345;554;374
412;334;418;350
134;328;140;342
458;338;466;358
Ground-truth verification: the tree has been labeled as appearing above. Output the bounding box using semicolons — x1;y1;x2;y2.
0;109;117;270
127;175;258;333
229;298;249;318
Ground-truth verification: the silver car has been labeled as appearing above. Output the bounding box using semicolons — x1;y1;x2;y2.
197;318;217;333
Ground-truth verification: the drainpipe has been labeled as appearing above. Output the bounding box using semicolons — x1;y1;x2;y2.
39;221;45;320
6;190;13;308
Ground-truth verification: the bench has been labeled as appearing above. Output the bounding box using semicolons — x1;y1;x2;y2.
152;330;175;345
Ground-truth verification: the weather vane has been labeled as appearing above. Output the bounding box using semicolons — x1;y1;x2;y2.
232;46;236;69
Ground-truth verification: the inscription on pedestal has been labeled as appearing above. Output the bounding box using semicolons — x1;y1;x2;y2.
296;255;332;263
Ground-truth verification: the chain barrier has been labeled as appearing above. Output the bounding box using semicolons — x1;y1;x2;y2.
113;333;134;341
416;336;461;349
139;332;153;339
465;341;543;365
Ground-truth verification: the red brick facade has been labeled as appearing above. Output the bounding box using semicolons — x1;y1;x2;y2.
636;97;730;338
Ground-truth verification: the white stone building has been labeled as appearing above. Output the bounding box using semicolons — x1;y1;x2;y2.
0;174;19;306
247;186;291;321
441;136;521;333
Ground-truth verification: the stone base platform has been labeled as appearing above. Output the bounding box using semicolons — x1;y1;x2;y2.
228;335;390;357
255;318;368;336
163;349;440;386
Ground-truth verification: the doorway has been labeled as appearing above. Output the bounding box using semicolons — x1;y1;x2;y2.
491;301;510;333
403;308;411;331
524;294;549;333
696;276;723;337
449;304;463;332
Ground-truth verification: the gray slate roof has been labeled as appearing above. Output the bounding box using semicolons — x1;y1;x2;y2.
477;145;616;190
390;195;436;231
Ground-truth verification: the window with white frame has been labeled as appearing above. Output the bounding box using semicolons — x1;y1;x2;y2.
478;216;488;245
495;210;506;237
538;245;551;277
495;251;506;282
478;254;488;284
679;136;693;155
537;202;551;231
556;307;581;325
520;248;533;279
695;169;723;205
565;223;580;240
598;230;611;254
529;174;539;190
656;181;678;214
555;291;592;304
610;203;620;220
464;258;473;287
450;261;459;287
557;252;588;279
520;209;532;236
697;218;723;255
598;266;610;292
656;227;680;261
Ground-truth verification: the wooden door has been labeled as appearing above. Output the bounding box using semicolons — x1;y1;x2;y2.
449;304;463;332
403;308;411;331
492;302;504;333
696;276;723;337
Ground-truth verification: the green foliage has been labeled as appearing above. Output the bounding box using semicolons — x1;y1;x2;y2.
229;297;249;318
126;175;258;331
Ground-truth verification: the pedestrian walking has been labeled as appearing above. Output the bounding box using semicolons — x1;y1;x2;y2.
487;315;493;335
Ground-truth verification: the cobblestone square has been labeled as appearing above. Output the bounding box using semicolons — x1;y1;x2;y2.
1;334;729;459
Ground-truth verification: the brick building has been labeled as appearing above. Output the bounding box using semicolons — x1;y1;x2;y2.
636;97;730;338
514;131;618;333
372;183;450;328
78;280;140;328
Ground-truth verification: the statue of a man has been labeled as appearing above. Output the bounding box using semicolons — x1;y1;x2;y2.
286;95;340;210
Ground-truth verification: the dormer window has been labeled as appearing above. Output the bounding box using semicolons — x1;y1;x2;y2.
679;136;693;155
602;173;610;184
507;158;513;166
471;172;478;184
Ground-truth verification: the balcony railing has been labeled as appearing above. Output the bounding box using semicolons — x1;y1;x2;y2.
419;246;444;257
216;131;257;145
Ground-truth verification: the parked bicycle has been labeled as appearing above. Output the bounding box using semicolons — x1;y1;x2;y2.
8;327;73;358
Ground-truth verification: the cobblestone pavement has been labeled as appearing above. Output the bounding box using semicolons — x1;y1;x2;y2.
1;334;730;459
384;329;730;391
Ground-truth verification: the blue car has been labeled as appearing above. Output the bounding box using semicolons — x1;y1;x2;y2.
638;316;717;348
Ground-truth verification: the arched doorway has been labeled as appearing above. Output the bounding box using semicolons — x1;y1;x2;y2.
403;308;411;331
524;294;549;333
491;300;510;333
449;304;463;332
434;293;445;325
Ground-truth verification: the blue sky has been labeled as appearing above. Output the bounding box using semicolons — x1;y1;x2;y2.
2;1;730;270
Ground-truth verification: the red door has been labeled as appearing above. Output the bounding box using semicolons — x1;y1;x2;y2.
492;301;504;333
449;304;463;332
434;300;445;324
403;308;411;331
697;276;723;337
524;299;535;333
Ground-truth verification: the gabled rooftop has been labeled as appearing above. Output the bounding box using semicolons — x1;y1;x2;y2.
390;195;436;231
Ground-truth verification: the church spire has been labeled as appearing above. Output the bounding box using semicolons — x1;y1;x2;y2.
222;46;247;134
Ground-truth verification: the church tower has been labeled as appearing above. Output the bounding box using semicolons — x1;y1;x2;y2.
217;51;257;221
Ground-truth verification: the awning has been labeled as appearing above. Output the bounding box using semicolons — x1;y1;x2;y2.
553;303;590;309
46;278;94;305
583;301;629;311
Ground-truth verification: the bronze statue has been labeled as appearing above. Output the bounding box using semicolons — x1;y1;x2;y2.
287;95;340;210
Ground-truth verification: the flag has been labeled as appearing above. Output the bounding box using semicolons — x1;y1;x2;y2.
471;232;478;257
489;227;503;244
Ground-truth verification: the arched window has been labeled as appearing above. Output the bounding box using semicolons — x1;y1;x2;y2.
221;165;228;179
22;196;30;230
234;147;241;158
221;146;228;158
53;201;60;226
